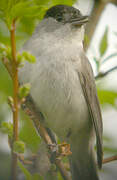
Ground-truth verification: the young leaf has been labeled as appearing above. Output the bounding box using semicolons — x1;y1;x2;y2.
13;140;25;153
22;51;36;63
1;121;13;138
19;83;30;99
0;43;12;60
99;27;108;57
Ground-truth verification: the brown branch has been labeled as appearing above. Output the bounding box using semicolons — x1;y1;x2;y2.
95;66;117;80
103;155;117;164
10;19;19;180
22;96;72;180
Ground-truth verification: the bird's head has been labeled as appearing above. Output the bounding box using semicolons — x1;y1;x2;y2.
45;5;88;27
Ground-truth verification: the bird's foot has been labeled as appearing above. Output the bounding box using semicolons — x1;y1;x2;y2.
48;142;72;163
58;142;72;158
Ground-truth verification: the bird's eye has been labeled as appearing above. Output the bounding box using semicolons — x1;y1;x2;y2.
56;14;62;21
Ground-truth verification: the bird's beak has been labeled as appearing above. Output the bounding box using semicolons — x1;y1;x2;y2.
70;16;89;26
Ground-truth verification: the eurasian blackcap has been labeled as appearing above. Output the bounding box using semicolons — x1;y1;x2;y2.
19;5;103;180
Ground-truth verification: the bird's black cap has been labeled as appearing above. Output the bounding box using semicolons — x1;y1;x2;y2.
45;5;88;26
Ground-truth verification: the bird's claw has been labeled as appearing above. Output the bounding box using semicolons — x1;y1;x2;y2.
58;142;72;158
47;142;72;162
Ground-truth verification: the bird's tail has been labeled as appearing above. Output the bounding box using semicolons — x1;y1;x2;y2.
69;144;99;180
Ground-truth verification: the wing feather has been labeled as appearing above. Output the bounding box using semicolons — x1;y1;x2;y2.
77;53;103;168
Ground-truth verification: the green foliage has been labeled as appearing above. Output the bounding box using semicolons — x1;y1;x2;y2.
18;161;43;180
84;34;90;47
97;88;117;107
19;111;41;152
34;0;76;6
0;43;12;60
0;0;45;29
22;51;36;63
17;51;36;67
19;83;31;99
52;0;76;6
13;140;25;153
99;27;108;57
1;121;13;138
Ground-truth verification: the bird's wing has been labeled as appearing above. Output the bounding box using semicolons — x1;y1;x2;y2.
77;53;103;168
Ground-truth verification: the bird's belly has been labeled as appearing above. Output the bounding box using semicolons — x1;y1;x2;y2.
30;61;90;139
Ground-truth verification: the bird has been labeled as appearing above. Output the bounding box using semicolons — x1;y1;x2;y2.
19;4;103;180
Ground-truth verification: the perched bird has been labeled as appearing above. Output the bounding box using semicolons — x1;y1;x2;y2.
19;5;103;180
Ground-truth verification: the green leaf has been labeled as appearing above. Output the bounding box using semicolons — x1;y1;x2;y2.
0;43;12;59
1;121;13;138
99;27;108;57
19;83;30;99
84;34;90;46
18;161;32;180
13;140;25;153
97;88;117;106
22;51;36;63
10;2;43;19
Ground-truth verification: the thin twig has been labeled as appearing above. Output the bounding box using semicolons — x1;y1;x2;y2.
22;96;72;180
103;155;117;164
2;57;13;78
10;19;19;180
95;66;117;80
